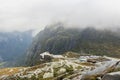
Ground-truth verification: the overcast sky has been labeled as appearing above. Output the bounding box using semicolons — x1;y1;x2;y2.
0;0;120;32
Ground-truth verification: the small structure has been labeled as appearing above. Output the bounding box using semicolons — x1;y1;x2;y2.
40;52;52;59
40;52;64;59
40;52;53;62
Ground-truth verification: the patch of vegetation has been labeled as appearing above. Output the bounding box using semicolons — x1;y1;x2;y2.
76;66;82;70
80;62;95;66
63;51;80;58
82;75;99;80
0;67;23;76
65;65;74;74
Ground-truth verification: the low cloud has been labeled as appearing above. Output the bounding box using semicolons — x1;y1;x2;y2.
0;0;120;32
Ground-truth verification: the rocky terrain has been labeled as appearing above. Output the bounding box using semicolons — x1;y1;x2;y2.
0;52;120;80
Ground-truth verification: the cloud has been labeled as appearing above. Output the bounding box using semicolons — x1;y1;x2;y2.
0;0;120;32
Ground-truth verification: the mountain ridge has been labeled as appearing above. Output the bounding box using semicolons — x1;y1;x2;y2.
25;24;120;66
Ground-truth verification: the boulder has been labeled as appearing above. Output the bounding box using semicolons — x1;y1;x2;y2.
57;68;66;74
102;72;120;80
43;72;54;78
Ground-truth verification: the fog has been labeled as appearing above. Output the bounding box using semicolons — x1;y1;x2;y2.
0;0;120;32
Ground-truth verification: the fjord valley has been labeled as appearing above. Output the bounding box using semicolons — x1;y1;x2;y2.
1;0;120;80
1;24;120;80
0;30;33;68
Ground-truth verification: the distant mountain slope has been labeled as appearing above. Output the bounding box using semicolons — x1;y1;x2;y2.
0;30;33;67
26;23;120;66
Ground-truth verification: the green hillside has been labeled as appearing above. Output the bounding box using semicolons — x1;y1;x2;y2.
26;24;120;66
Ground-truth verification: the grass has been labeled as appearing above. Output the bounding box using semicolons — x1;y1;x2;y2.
63;52;80;58
0;67;24;76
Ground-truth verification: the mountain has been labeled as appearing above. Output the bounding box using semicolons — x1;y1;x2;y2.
0;30;33;67
26;23;120;66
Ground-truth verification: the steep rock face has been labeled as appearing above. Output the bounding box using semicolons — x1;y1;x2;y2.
26;24;120;66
